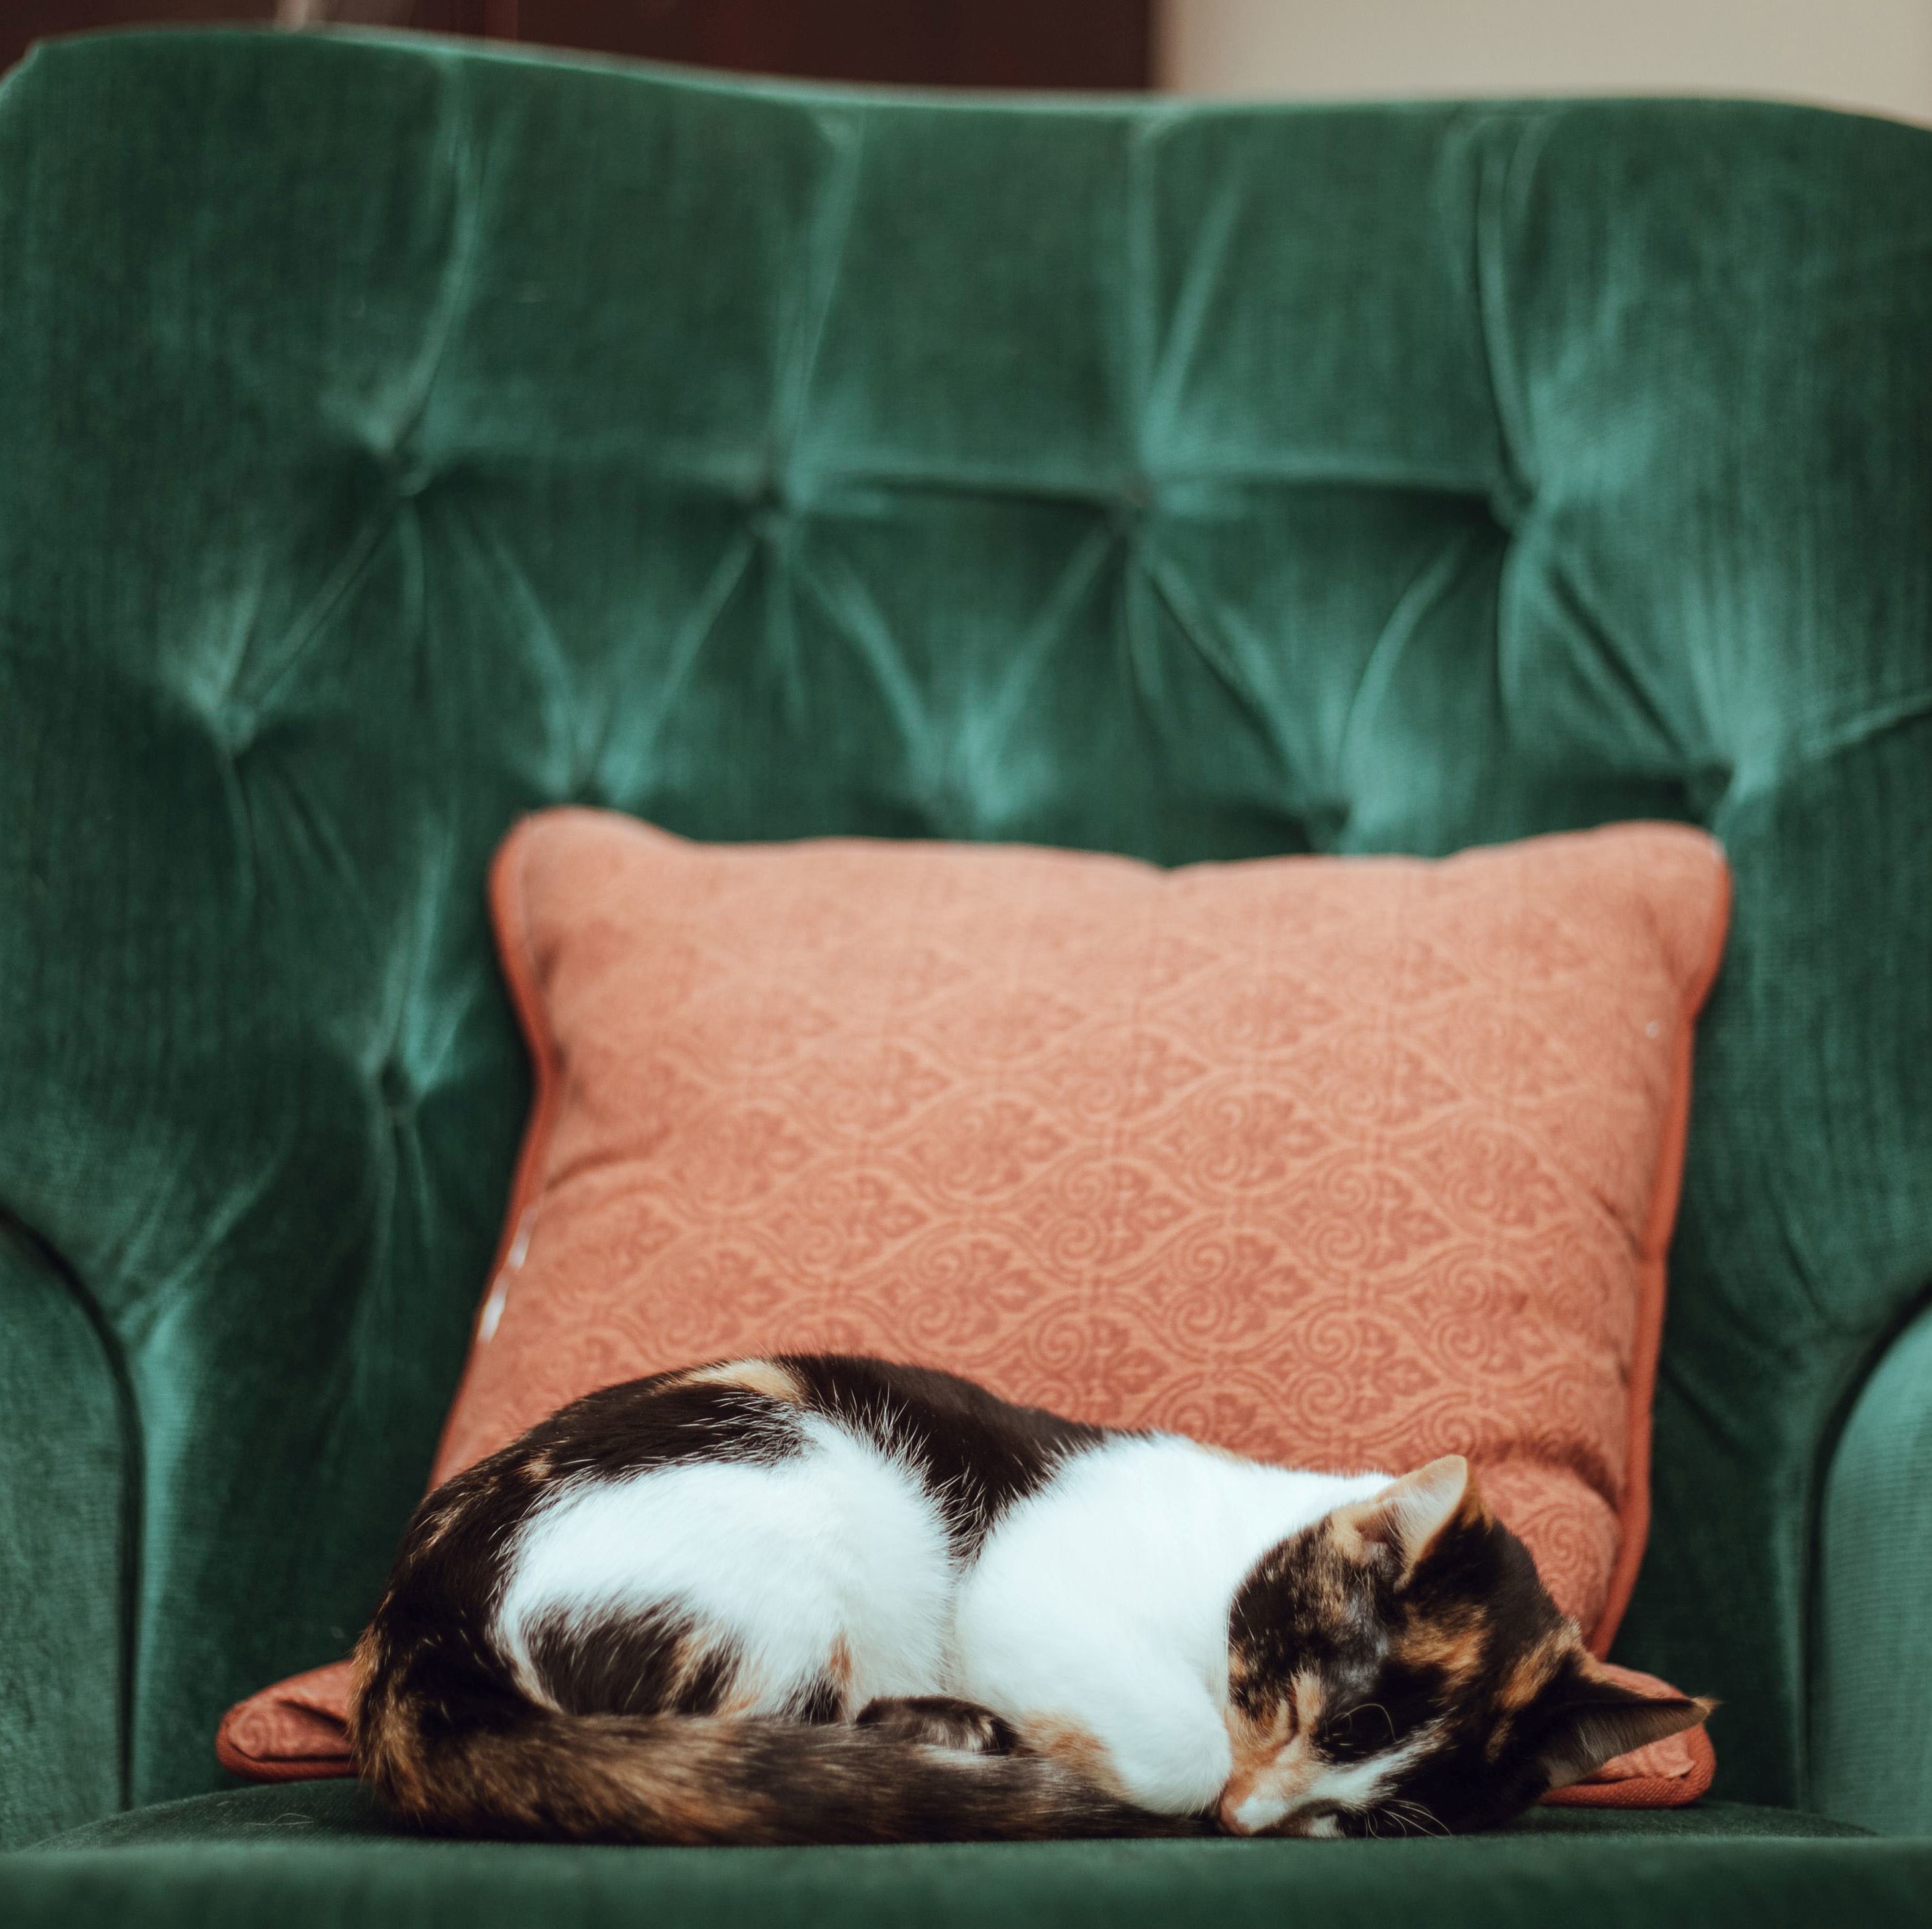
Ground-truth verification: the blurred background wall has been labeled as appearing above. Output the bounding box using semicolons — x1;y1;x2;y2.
1160;0;1932;124
0;2;1153;86
5;2;1930;124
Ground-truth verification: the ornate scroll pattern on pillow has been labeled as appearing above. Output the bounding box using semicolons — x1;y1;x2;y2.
434;814;1729;1644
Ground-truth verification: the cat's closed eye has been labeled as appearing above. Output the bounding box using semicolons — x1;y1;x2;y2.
1317;1702;1400;1759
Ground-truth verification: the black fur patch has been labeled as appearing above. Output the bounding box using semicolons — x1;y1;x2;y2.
781;1354;1110;1555
789;1672;848;1725
526;1605;738;1719
512;1373;804;1482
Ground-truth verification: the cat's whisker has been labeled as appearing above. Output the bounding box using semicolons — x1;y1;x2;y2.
1385;1798;1449;1838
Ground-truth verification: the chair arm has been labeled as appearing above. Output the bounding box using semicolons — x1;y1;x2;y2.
1813;1294;1932;1836
0;1219;128;1847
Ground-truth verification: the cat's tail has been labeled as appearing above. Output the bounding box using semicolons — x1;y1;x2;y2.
352;1648;1193;1845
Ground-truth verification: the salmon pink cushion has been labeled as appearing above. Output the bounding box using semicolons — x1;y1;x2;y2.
221;812;1730;1803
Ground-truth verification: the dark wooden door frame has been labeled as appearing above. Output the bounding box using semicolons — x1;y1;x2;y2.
9;3;1153;90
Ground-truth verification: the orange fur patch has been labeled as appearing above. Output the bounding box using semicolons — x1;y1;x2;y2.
1398;1608;1491;1689
1498;1631;1575;1713
1018;1716;1127;1799
677;1358;803;1403
1223;1668;1320;1797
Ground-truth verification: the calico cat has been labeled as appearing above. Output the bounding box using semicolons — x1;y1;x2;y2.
353;1354;1709;1843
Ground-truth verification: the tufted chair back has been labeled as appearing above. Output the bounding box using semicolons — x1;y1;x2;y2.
1;30;1928;1839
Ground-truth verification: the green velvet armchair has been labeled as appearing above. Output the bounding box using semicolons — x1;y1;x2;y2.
1;25;1928;1926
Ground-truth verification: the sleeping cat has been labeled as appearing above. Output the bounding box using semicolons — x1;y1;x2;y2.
353;1354;1709;1843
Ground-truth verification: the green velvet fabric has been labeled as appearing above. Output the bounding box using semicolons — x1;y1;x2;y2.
1;22;1929;1872
24;1780;1875;1850
0;1224;128;1847
13;1784;1925;1929
1814;1298;1932;1836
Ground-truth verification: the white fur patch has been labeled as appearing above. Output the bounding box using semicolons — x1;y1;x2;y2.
1230;1788;1294;1833
494;1414;956;1713
1229;1728;1439;1835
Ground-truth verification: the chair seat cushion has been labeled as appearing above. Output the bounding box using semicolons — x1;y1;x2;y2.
11;1781;1921;1929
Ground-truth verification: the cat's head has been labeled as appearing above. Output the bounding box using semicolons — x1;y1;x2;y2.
1220;1456;1711;1837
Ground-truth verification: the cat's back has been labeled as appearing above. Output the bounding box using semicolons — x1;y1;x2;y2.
956;1437;1389;1677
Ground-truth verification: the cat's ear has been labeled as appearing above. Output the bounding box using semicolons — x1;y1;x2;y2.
1332;1455;1472;1580
1532;1670;1715;1791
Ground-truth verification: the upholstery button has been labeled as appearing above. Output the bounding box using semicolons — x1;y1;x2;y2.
209;704;257;758
1111;474;1154;538
743;464;790;543
377;1058;415;1116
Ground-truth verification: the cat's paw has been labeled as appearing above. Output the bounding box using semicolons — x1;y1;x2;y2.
856;1695;1019;1755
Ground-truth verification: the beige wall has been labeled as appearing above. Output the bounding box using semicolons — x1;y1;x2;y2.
1158;0;1932;125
